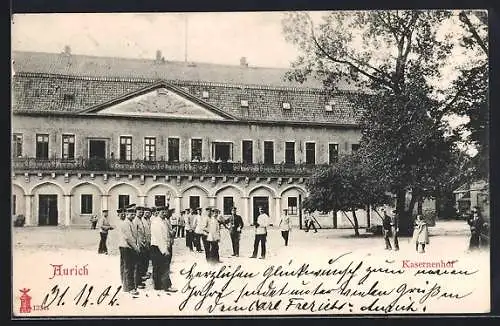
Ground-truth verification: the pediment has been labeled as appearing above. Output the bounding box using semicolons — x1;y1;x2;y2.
93;85;229;120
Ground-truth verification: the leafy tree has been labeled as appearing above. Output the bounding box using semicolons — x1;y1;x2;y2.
282;10;483;234
447;10;488;180
304;153;391;236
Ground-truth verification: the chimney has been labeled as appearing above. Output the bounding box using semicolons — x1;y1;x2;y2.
62;45;71;56
155;50;165;64
240;57;248;67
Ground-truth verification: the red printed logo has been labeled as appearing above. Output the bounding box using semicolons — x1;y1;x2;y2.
19;288;32;313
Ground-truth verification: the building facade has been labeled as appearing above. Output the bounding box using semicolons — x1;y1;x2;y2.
12;50;370;228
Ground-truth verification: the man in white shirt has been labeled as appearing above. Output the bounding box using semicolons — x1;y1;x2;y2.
206;208;226;263
279;208;292;246
118;205;140;297
250;207;271;259
193;208;206;253
183;209;194;251
150;206;177;294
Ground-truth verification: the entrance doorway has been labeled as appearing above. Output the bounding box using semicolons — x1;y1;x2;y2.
39;195;58;226
253;196;269;225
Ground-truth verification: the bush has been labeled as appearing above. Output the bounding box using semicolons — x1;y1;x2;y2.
13;215;26;227
422;208;436;227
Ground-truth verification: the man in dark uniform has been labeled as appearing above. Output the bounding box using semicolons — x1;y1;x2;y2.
142;207;152;280
228;207;244;257
467;208;486;250
382;206;399;251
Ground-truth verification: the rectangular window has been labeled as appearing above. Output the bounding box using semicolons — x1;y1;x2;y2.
12;195;16;215
119;136;132;161
36;134;49;159
168;137;180;162
285;141;295;164
223;197;234;215
118;195;130;209
264;141;274;165
191;139;202;161
329;143;339;164
154;195;166;207
288;197;298;215
81;194;93;214
189;196;200;210
62;134;75;160
242;140;253;164
352;143;360;153
12;134;23;158
144;137;156;161
305;142;316;164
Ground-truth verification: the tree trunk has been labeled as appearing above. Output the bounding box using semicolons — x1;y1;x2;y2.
366;205;371;229
352;208;360;237
396;188;412;236
417;199;423;215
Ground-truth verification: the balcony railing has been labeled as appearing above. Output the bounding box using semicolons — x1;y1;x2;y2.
12;157;331;177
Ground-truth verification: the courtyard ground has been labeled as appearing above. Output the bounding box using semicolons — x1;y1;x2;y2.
12;220;490;316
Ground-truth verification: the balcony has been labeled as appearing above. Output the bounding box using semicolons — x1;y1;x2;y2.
12;157;331;178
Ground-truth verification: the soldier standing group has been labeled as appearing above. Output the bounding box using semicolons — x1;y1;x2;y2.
112;202;295;296
117;204;177;298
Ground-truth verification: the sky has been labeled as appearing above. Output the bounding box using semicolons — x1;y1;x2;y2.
11;12;306;68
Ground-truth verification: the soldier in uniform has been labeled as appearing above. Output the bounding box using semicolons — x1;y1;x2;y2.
278;208;292;246
193;208;205;253
133;206;147;289
250;207;271;259
184;209;195;252
118;204;140;297
150;206;177;294
205;208;226;263
117;208;126;285
142;207;152;279
177;209;185;238
98;209;113;254
228;207;244;256
200;208;211;260
382;206;399;251
467;207;486;250
170;210;178;238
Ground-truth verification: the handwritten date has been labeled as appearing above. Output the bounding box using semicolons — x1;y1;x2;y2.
41;284;121;308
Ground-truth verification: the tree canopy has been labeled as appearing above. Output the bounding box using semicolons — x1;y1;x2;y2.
283;10;488;234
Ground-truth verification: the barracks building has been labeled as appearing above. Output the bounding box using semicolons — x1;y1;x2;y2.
11;48;368;228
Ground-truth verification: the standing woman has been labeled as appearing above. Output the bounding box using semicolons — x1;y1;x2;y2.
278;208;291;246
412;214;429;253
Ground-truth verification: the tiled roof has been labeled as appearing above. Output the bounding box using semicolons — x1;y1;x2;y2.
13;51;356;90
12;51;363;125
